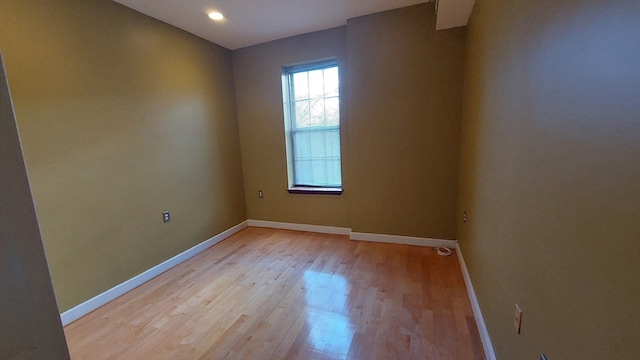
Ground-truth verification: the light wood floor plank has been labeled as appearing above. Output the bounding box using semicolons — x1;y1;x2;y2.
64;227;484;359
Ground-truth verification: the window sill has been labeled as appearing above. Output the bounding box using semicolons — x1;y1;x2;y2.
287;187;343;195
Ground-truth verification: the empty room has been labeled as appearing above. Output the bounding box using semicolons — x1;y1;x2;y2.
1;0;638;359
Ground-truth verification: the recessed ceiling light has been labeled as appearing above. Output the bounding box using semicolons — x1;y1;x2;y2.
208;11;224;21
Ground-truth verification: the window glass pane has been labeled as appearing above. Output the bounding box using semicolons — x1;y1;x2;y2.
327;160;341;186
294;160;311;185
294;100;310;128
293;72;308;100
324;67;339;97
325;129;340;157
308;69;324;99
309;131;326;158
325;97;339;126
293;131;310;159
311;160;327;185
309;98;325;127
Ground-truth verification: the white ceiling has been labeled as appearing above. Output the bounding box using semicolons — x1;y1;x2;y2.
113;0;472;50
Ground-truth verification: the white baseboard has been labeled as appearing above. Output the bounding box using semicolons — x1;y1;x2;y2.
60;221;248;326
247;219;351;235
455;243;496;360
246;220;457;249
350;231;457;248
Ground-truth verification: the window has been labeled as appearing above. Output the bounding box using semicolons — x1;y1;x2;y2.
282;60;342;194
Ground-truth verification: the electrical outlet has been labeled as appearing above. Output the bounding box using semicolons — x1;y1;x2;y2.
258;190;263;198
514;304;523;333
463;211;467;223
162;211;170;223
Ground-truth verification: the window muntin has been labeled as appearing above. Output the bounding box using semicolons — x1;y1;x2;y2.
284;61;342;189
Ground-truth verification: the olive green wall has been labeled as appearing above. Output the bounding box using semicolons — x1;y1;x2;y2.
1;52;70;359
233;3;465;239
233;27;350;228
347;4;464;239
459;0;640;358
0;0;246;311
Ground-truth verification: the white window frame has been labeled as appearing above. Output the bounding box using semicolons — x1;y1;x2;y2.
282;59;343;195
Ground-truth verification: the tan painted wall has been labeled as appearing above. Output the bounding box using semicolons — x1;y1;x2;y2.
0;0;246;311
347;4;465;239
459;0;640;358
233;27;350;227
234;3;465;239
1;52;70;360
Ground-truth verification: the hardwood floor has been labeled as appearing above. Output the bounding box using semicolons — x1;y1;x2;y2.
64;227;484;359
